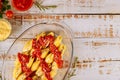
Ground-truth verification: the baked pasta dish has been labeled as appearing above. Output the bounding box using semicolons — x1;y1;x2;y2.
13;32;66;80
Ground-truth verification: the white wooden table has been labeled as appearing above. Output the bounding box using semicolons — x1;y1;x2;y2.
0;0;120;80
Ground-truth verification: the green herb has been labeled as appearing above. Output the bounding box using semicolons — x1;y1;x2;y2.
67;57;79;80
34;1;57;11
67;69;76;80
72;57;79;68
3;0;9;4
6;5;11;10
0;0;11;18
0;14;2;18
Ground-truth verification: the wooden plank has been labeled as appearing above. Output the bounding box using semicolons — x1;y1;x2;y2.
8;15;120;38
0;39;15;55
1;38;120;80
70;61;120;80
74;38;120;60
1;38;120;60
1;14;120;80
11;0;120;14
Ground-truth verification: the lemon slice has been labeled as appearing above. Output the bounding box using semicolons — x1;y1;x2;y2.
0;19;12;41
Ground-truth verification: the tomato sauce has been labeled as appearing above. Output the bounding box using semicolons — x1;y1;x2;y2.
38;35;63;79
38;35;55;48
32;38;52;80
32;49;52;80
41;61;52;80
18;53;33;79
26;77;33;80
12;0;33;11
18;35;63;80
49;43;63;68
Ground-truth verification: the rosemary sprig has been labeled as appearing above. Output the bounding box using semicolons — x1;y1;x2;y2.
67;69;76;80
34;1;57;11
72;57;79;68
67;57;79;80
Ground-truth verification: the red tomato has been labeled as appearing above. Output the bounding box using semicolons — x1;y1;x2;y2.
6;10;13;18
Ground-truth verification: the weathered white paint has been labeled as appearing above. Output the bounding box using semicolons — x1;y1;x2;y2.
1;0;120;79
11;0;120;14
71;61;120;80
1;15;120;79
1;38;120;60
1;38;120;80
6;15;120;38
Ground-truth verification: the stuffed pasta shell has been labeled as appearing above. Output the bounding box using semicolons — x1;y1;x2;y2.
13;32;66;80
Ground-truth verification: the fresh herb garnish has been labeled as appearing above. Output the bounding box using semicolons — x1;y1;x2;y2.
34;0;57;11
0;0;11;18
67;57;79;80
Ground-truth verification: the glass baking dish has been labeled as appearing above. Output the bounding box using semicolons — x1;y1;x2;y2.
2;21;73;80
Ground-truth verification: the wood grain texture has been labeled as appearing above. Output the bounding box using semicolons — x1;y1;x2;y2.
1;14;120;80
1;38;120;80
1;38;120;60
11;0;120;14
8;14;120;38
1;0;120;79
